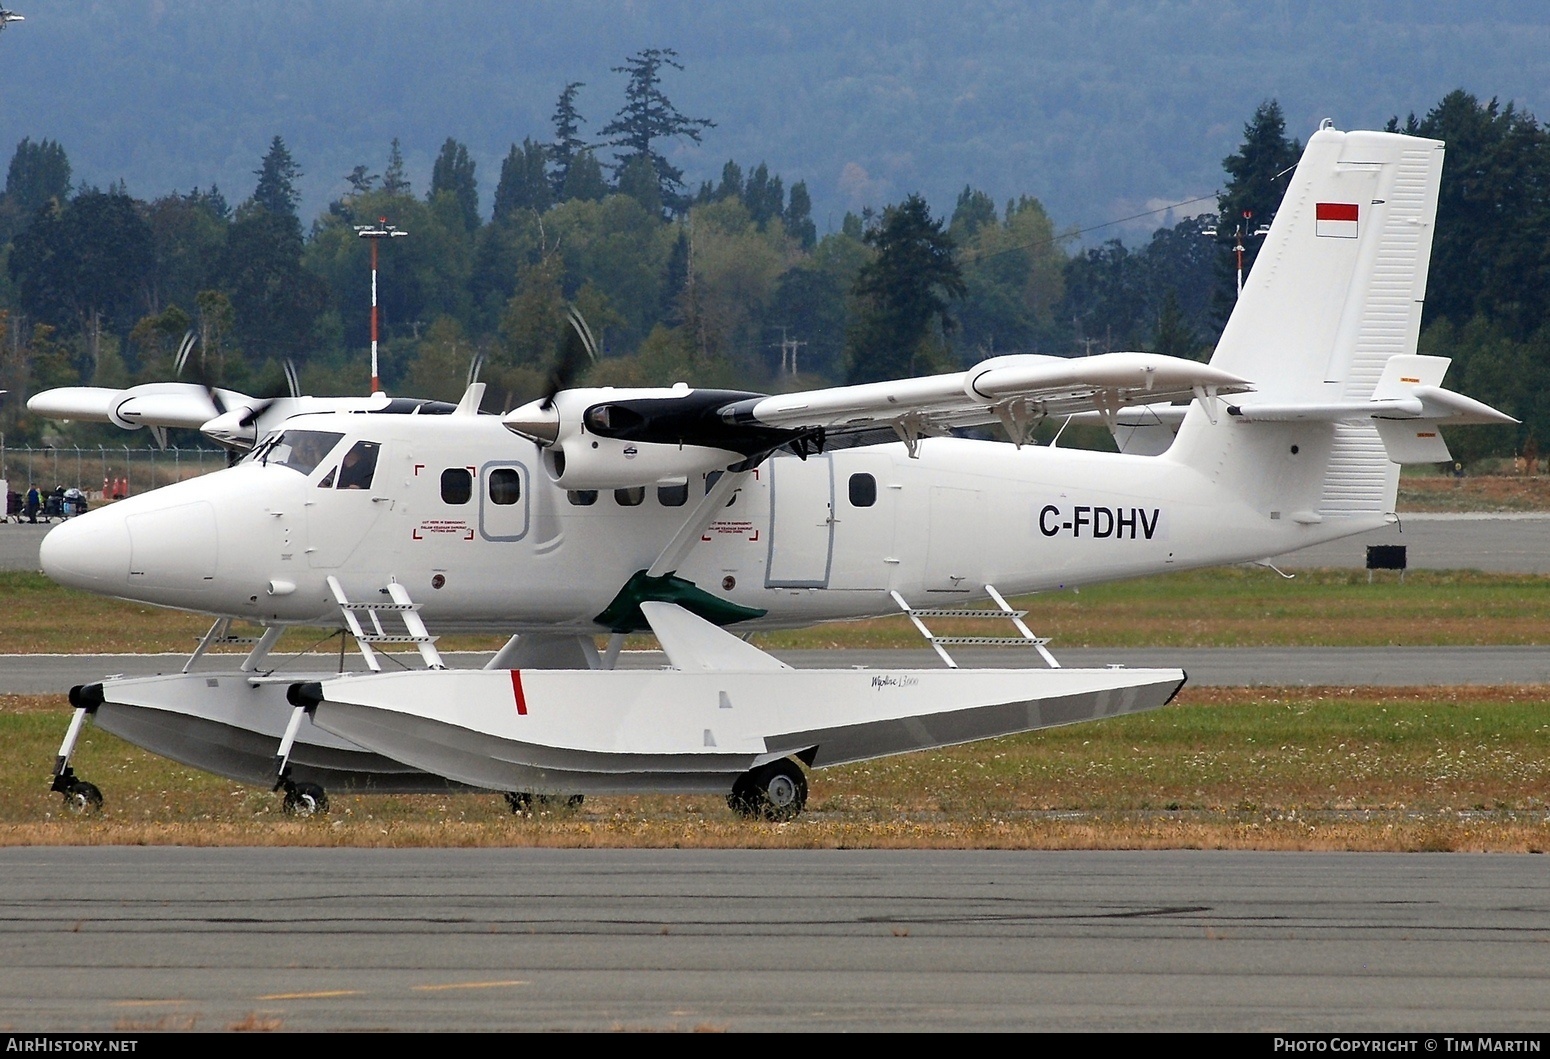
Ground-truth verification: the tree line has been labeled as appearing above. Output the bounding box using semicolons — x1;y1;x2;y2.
0;66;1544;464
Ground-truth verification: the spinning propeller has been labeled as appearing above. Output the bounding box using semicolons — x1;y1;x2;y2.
175;330;302;448
505;307;600;446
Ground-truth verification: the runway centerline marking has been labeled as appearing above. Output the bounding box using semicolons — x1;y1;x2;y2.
412;979;530;992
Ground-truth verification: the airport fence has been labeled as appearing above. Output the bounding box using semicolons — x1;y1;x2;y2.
0;443;226;502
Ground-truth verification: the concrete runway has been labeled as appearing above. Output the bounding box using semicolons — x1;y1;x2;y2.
0;847;1546;1033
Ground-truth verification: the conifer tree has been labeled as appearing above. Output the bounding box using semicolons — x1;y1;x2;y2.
845;194;964;383
548;82;588;199
382;138;411;197
493;138;553;221
430;138;479;231
600;48;714;211
250;136;302;220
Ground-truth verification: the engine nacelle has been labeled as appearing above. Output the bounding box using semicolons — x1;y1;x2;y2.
541;436;742;490
504;385;790;489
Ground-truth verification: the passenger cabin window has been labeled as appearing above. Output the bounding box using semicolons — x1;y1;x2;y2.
567;490;598;506
848;473;877;507
337;441;380;490
441;468;472;504
657;481;688;507
614;487;645;507
488;468;521;505
261;430;344;476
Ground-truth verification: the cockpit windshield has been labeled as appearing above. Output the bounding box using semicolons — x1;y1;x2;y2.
248;429;345;476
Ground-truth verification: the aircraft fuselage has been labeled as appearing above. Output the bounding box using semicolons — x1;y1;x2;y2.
41;410;1382;633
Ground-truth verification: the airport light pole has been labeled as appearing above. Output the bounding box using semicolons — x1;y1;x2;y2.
353;219;407;394
1201;209;1271;298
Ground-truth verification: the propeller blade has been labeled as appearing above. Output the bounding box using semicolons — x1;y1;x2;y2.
238;398;277;429
541;307;600;407
466;351;485;389
174;330;197;376
283;359;301;399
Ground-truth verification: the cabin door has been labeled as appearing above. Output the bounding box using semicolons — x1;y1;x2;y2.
765;454;834;587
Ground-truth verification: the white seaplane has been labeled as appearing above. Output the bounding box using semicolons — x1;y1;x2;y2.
33;125;1512;819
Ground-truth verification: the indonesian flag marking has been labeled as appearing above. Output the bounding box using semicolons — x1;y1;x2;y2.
1316;202;1359;238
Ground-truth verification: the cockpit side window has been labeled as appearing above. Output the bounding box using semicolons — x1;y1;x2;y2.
262;430;345;476
336;441;380;489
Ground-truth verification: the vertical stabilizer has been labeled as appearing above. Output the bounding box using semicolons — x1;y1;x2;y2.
1170;126;1445;521
1209;125;1444;400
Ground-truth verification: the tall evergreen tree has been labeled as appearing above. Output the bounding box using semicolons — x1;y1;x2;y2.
250;136;302;220
430;138;479;231
382;138;411;197
1412;90;1550;340
560;149;609;203
1218;101;1301;281
548;81;588;200
950;186;998;239
744;163;784;230
599;48;715;211
845;194;965;383
9;189;154;378
715;160;743;202
2;137;71;237
616;153;663;218
493;138;553;222
785;180;817;250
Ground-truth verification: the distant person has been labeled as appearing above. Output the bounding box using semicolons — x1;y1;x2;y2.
336;442;378;490
23;485;40;523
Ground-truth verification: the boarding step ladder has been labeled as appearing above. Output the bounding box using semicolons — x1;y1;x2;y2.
891;585;1059;670
327;575;446;671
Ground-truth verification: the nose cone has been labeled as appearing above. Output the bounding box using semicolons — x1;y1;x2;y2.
40;510;131;591
502;399;560;445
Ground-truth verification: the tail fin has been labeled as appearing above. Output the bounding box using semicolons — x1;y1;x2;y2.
1210;123;1444;400
1169;124;1448;521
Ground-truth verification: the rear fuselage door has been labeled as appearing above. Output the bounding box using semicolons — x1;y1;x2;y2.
765;454;834;587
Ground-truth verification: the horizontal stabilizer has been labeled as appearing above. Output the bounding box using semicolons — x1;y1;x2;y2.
1224;353;1514;462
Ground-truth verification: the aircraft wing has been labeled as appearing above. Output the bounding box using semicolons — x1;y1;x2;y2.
28;383;244;430
27;384;414;449
718;351;1252;442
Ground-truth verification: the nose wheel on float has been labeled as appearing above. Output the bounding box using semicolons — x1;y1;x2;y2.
278;777;330;816
727;758;808;821
51;767;103;815
52;688;105;814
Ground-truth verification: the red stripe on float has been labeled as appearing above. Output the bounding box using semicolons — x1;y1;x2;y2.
510;670;527;715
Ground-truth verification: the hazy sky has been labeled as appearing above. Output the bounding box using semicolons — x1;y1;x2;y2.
2;2;1547;240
